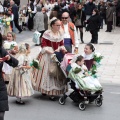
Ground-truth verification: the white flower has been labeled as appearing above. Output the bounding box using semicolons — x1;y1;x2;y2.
34;59;39;64
3;42;11;50
51;54;56;59
95;52;101;57
28;9;32;12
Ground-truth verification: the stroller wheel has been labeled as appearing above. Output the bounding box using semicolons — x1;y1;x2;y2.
79;102;86;111
59;96;66;105
95;98;102;107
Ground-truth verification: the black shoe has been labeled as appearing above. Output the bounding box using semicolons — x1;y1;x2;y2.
19;30;22;33
105;30;109;32
35;44;40;46
16;100;25;105
5;81;9;84
49;96;56;101
42;93;47;96
81;40;84;43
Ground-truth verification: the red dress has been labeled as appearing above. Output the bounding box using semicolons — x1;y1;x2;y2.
41;38;64;50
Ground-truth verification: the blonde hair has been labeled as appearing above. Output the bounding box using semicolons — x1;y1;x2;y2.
19;43;30;55
7;32;16;41
19;43;27;54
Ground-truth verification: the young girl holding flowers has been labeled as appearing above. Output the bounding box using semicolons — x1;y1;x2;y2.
7;43;34;104
2;32;18;84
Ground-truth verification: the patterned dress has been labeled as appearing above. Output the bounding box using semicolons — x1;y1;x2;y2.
68;63;102;92
32;29;67;96
7;54;34;97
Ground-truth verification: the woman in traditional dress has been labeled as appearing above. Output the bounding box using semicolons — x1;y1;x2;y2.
7;43;34;104
32;17;67;100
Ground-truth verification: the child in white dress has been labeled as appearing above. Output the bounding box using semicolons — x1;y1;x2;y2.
7;43;34;104
2;32;18;84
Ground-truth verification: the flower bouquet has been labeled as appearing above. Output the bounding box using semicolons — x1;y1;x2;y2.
3;42;15;50
89;64;97;78
30;59;41;70
1;17;11;28
94;52;103;64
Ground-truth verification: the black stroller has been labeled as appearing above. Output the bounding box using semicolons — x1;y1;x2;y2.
59;78;103;111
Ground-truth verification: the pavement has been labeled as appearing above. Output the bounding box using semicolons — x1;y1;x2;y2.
5;85;120;120
15;25;120;85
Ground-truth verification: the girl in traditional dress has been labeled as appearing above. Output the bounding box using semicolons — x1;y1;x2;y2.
32;17;67;101
7;43;34;104
82;43;96;71
2;32;18;84
69;55;102;92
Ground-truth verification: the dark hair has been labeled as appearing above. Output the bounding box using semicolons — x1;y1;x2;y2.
86;43;95;52
5;12;11;17
25;43;30;50
75;55;84;63
93;8;99;15
50;19;59;27
0;33;2;47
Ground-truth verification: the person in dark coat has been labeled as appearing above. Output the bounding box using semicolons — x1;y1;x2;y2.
84;0;96;20
106;2;114;32
86;8;101;44
0;33;18;120
27;0;36;31
74;3;86;43
98;1;107;29
13;0;20;6
3;0;10;8
10;0;22;33
116;0;120;26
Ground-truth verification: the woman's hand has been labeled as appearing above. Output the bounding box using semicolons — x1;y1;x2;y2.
85;72;89;76
46;50;54;54
74;47;78;54
0;58;3;62
0;55;10;63
5;55;11;61
21;65;31;69
60;47;67;53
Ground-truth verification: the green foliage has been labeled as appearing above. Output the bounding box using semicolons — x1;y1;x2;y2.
73;67;81;74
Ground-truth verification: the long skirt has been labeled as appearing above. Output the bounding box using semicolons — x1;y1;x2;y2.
32;53;67;96
7;69;34;98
